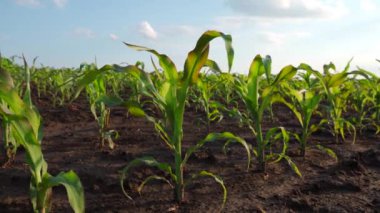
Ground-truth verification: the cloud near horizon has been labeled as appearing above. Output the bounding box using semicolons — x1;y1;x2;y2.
14;0;41;7
226;0;348;20
259;31;311;45
359;0;377;11
53;0;67;8
138;21;158;40
109;33;119;41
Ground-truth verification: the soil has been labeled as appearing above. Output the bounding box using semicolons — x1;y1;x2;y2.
0;94;379;213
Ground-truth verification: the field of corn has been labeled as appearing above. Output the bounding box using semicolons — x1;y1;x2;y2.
0;31;379;212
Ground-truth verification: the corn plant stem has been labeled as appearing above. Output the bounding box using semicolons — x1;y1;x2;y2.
1;120;9;164
300;128;307;157
173;107;185;203
255;120;265;172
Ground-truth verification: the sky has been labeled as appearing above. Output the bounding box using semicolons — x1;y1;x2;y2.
0;0;379;75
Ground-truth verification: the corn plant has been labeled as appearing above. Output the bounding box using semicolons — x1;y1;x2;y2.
276;65;336;159
1;55;37;165
194;74;226;133
236;55;300;175
0;63;18;166
0;64;84;213
119;31;251;208
74;63;119;149
354;68;380;133
309;62;357;143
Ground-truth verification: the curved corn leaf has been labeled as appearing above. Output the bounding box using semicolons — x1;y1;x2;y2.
137;175;173;195
283;156;302;178
41;171;85;213
265;127;289;163
315;145;338;161
125;100;146;117
205;59;223;73
271;65;297;86
120;156;175;200
183;30;234;84
123;42;178;82
190;170;227;210
73;64;113;99
183;132;251;170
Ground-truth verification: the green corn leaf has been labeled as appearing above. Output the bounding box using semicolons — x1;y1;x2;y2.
315;145;338;161
137;175;173;195
246;55;263;112
323;62;336;74
0;66;14;88
191;170;227;210
325;72;348;88
96;95;124;107
120;156;175;200
183;30;234;85
124;42;178;82
271;93;303;127
125;100;146;117
283;156;302;178
183;132;251;170
205;59;223;73
271;65;297;86
73;64;113;100
41;171;85;213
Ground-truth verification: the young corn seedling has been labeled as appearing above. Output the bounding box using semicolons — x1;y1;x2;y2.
195;74;225;133
354;67;380;133
74;63;119;149
276;65;336;159
0;64;85;213
236;55;301;176
119;30;251;208
310;62;357;143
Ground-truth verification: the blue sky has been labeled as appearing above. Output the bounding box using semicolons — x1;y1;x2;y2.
0;0;379;74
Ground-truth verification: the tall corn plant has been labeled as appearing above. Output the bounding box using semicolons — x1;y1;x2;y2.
236;55;300;175
0;65;84;212
119;31;250;207
0;55;18;166
1;55;38;165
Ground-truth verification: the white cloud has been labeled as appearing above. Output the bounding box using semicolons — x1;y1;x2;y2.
260;32;286;45
138;21;158;40
14;0;41;7
162;25;199;37
226;0;348;20
259;31;311;45
109;33;119;41
176;25;198;36
71;27;95;38
360;0;377;11
53;0;67;8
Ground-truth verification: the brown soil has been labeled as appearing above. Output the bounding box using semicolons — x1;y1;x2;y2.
0;95;379;213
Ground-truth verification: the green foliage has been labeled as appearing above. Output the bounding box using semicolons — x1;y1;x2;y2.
236;54;298;173
0;62;85;213
119;31;249;209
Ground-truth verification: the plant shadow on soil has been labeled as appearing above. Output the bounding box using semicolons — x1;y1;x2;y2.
0;95;379;213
